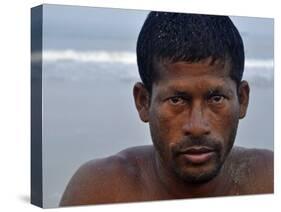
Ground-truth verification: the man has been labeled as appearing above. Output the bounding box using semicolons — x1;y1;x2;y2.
60;11;273;206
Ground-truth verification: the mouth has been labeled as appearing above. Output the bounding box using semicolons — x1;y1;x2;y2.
178;146;216;164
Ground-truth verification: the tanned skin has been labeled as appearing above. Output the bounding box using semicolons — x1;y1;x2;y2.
60;146;273;206
60;59;273;207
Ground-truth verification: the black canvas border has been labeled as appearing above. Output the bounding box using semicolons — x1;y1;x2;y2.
31;5;43;208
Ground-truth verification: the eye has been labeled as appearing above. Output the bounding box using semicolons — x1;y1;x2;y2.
168;96;186;105
208;95;225;104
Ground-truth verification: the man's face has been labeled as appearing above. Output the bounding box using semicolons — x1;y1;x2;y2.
134;58;249;184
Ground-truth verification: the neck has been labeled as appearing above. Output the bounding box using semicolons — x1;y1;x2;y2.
152;149;230;199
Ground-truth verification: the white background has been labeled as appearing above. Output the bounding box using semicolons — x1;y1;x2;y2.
0;0;279;211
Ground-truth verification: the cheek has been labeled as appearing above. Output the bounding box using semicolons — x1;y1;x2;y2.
149;104;182;143
210;103;240;148
148;105;182;158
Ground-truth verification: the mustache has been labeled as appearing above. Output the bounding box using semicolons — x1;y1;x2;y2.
171;136;222;156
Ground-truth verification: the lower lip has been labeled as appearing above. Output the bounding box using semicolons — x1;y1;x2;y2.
181;152;215;164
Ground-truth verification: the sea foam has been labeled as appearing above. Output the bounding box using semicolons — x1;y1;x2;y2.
34;49;273;85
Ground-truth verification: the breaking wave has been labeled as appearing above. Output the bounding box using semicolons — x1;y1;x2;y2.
34;49;273;86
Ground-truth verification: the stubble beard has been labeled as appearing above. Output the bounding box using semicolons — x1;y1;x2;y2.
171;154;223;184
170;126;238;184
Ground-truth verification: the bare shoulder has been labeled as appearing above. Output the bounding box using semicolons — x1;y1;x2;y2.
60;145;153;207
230;146;273;172
227;146;274;194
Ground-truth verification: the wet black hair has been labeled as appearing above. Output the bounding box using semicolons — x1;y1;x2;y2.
136;11;245;92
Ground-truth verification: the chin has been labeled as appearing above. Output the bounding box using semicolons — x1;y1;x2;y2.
173;162;223;184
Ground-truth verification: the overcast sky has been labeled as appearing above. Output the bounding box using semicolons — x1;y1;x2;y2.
37;4;273;58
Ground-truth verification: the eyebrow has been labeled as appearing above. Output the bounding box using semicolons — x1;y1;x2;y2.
207;86;235;96
157;88;191;100
165;84;235;97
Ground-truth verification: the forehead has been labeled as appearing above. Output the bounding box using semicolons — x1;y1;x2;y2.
154;57;231;81
152;58;235;92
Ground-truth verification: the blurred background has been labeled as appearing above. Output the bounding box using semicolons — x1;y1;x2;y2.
37;4;274;208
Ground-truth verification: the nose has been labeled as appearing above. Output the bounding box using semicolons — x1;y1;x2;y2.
182;104;210;138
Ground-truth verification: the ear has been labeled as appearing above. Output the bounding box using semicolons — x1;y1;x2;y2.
133;82;150;123
238;80;250;119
